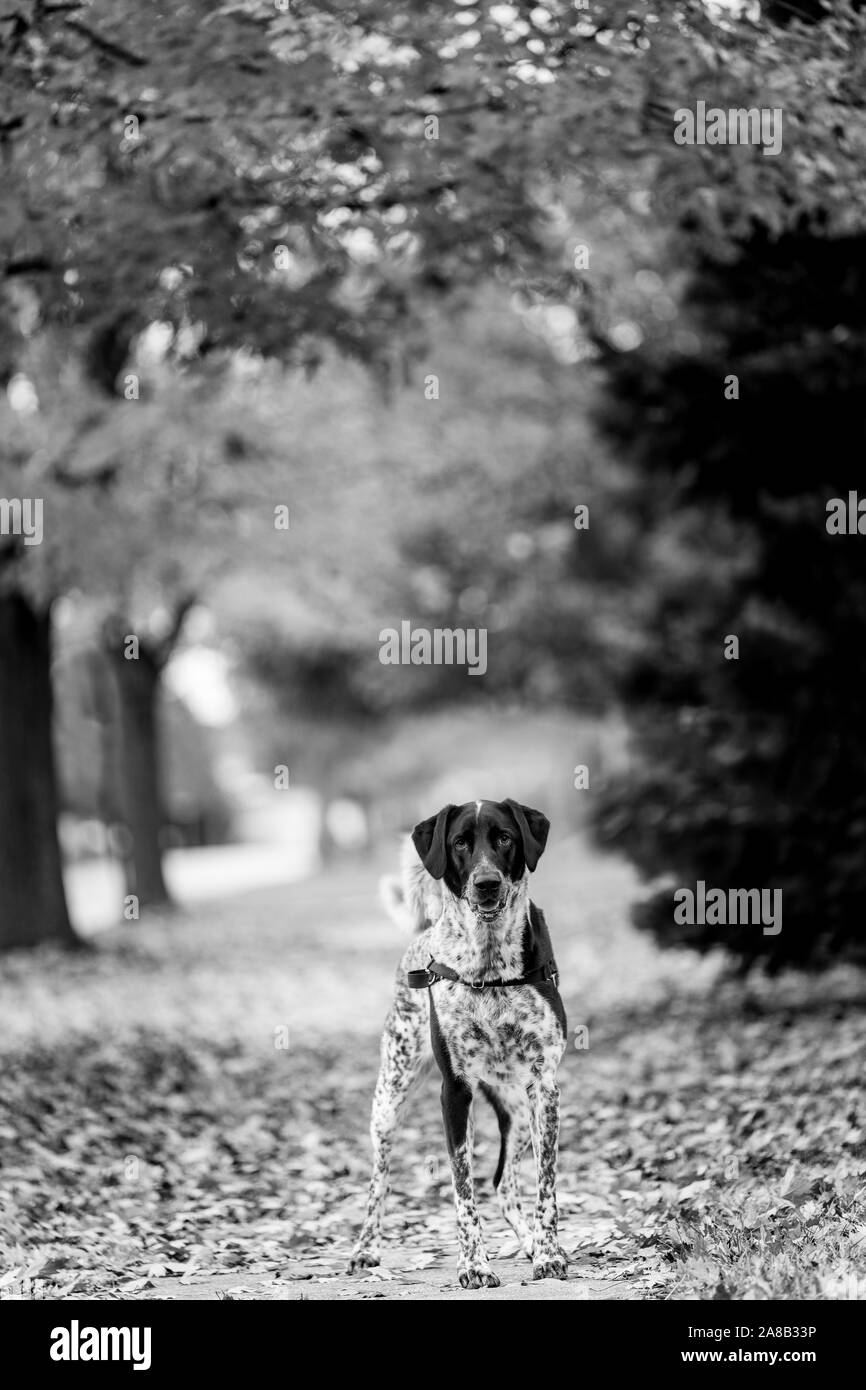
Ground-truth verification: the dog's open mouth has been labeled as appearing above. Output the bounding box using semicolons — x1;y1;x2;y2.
470;898;504;919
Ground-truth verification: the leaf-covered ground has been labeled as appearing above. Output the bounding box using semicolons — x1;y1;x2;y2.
1;838;865;1300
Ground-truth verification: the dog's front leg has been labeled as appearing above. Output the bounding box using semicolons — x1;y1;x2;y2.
527;1076;568;1280
350;996;426;1272
441;1077;500;1289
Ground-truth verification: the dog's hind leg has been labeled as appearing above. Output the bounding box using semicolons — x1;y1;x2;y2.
480;1083;533;1259
349;986;427;1271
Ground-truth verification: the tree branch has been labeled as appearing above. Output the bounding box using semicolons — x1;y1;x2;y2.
153;594;197;669
64;18;148;67
5;255;54;277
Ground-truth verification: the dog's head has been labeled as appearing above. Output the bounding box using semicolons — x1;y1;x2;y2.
411;799;549;919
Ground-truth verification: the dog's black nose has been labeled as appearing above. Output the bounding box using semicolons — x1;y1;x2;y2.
474;875;501;899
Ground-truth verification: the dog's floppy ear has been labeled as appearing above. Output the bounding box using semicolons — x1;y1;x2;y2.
412;804;456;880
503;799;550;872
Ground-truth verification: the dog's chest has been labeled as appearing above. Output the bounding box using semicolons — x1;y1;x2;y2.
433;984;559;1084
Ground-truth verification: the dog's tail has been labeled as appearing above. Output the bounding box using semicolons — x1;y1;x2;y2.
379;835;443;933
478;1082;511;1189
379;873;418;933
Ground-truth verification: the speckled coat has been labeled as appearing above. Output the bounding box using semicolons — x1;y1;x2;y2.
350;846;568;1289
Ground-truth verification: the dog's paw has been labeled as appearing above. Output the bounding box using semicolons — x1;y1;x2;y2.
458;1262;501;1290
347;1248;380;1273
531;1248;568;1281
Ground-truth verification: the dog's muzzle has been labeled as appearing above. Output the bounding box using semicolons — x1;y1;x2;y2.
469;872;505;915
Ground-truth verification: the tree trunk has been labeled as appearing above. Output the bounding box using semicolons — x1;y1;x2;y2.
0;590;79;950
110;646;171;908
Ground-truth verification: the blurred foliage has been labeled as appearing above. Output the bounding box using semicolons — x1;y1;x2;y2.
589;4;866;967
227;286;646;751
0;0;653;944
0;0;653;635
3;0;866;954
0;0;649;379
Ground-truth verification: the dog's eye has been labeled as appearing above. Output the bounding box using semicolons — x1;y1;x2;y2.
453;837;467;852
497;834;512;847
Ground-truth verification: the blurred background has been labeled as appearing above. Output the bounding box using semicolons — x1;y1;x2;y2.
2;0;866;1302
2;0;865;971
6;289;634;939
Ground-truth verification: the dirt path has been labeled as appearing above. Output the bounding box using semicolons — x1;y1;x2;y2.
145;1260;639;1300
3;835;864;1302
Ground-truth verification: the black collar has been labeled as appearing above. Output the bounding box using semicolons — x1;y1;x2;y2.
407;957;559;991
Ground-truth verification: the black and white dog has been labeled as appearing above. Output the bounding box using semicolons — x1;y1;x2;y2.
350;799;568;1288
